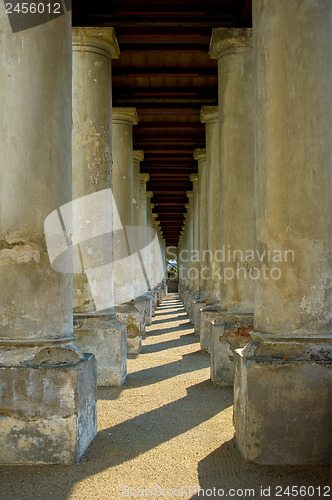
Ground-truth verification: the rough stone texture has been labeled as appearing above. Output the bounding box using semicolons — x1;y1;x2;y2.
193;300;207;335
0;354;97;464
0;7;97;464
188;295;200;324
199;304;220;353
194;149;208;299
135;294;152;327
233;0;332;465
252;0;331;336
210;29;254;312
0;5;73;348
74;315;127;386
234;342;331;464
210;312;253;386
112;108;139;305
72;27;119;313
115;305;142;354
201;107;221;303
167;280;178;293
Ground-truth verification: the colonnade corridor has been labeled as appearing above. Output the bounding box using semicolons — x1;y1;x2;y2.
0;293;329;499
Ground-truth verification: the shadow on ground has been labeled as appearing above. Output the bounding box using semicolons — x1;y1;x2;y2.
190;438;331;499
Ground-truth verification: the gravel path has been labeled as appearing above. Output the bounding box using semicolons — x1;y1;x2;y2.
0;293;330;499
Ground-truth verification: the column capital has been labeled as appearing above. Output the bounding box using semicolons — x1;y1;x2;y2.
184;203;190;210
146;190;154;199
72;27;120;60
193;148;206;162
112;107;138;126
189;173;199;184
186;191;193;199
150;203;155;209
209;28;252;59
152;213;158;220
201;106;218;124
133;150;144;163
140;173;150;185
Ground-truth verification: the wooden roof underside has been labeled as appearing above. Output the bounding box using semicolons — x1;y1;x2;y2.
73;0;252;246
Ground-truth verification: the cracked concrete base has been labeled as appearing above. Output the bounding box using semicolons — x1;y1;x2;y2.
115;305;143;354
210;312;253;387
234;341;332;464
199;304;220;354
0;354;97;464
74;314;127;387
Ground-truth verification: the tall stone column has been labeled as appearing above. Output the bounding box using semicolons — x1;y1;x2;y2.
234;0;331;464
146;192;157;312
202;107;221;302
194;150;208;298
188;174;201;324
183;191;196;316
192;150;209;334
72;28;127;387
208;29;254;385
112;108;144;353
132;150;146;298
138;173;153;325
199;107;222;352
0;10;96;463
189;174;200;295
153;219;166;304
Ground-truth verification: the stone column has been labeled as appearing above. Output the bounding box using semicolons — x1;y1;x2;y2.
202;107;221;303
138;174;153;325
112;108;143;353
189;174;200;294
0;10;96;463
153;219;165;304
72;28;127;387
188;174;201;324
234;0;331;464
191;150;209;334
199;107;222;352
146;192;157;312
184;191;195;317
208;29;254;385
132;150;146;299
194;150;208;298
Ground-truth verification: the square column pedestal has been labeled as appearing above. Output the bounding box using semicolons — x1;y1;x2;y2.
74;313;127;386
0;353;97;464
199;303;220;353
135;294;153;328
234;338;331;464
115;305;144;354
210;311;253;386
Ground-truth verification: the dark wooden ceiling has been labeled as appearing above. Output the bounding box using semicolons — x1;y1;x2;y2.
73;0;252;246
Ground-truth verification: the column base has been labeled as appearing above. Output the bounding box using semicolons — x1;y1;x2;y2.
149;290;158;314
167;279;178;293
188;293;200;324
193;298;207;335
210;311;253;386
155;285;164;306
135;294;153;327
0;354;97;464
199;303;220;353
115;305;143;354
234;339;331;464
74;313;127;386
